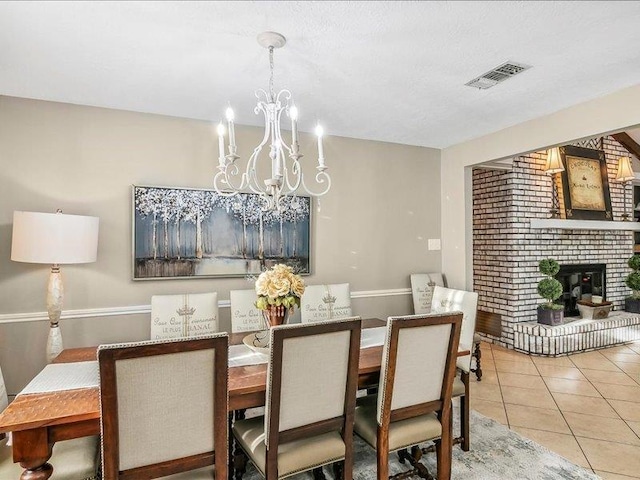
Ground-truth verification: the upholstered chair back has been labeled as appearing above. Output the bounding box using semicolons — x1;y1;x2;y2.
431;286;479;373
300;283;352;323
410;273;446;314
0;364;7;413
150;292;219;339
376;312;462;425
264;317;361;448
98;334;228;480
230;288;265;333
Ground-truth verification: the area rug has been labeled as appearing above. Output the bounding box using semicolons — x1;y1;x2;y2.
238;409;600;479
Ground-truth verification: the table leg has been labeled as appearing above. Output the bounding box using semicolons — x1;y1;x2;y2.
472;342;482;381
230;409;247;480
19;462;53;480
12;429;53;480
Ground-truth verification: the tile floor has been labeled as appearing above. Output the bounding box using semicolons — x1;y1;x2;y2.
471;340;640;479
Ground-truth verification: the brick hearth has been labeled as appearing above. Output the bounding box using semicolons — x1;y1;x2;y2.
513;312;640;356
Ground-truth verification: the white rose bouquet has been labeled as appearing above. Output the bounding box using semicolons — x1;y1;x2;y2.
255;264;306;311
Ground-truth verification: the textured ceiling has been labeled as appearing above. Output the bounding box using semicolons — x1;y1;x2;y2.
1;1;640;148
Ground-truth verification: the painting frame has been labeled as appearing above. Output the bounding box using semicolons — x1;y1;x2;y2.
131;185;312;280
558;146;613;221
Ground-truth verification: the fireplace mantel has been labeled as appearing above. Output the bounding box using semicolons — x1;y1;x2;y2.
530;219;640;231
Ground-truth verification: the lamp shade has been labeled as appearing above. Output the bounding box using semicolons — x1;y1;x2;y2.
615;156;635;182
544;148;565;175
11;211;99;264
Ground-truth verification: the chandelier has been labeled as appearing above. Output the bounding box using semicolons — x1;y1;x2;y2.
213;31;331;211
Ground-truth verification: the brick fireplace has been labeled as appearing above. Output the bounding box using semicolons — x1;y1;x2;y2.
472;136;635;350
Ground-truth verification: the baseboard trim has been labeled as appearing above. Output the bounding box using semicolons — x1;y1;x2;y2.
0;288;412;325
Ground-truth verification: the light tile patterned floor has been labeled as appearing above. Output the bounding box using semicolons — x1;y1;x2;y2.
471;341;640;479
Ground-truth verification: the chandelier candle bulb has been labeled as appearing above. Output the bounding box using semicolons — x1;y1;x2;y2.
225;107;236;149
274;153;282;178
217;122;226;167
316;124;325;167
290;105;298;146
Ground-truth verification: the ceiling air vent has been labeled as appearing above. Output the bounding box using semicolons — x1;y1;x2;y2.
465;61;531;90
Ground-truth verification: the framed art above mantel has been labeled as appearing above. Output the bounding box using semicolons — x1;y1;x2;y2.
558;145;613;221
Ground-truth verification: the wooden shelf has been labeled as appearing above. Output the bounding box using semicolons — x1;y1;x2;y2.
530;219;640;231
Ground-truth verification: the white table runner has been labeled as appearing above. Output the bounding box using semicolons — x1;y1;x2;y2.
228;344;269;367
361;326;386;349
18;327;389;396
20;361;99;395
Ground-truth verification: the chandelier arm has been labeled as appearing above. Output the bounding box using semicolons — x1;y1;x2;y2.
273;96;294;157
247;164;267;195
299;170;332;198
214;163;251;195
243;101;276;195
255;89;271;104
281;157;303;193
275;89;292;105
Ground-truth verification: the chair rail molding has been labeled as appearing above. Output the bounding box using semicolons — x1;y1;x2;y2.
0;288;412;325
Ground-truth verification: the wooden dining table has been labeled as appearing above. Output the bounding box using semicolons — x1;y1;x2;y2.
0;318;469;479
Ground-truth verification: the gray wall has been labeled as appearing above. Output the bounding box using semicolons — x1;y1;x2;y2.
0;95;441;395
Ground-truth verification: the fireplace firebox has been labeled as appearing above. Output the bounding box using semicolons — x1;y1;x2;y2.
555;264;606;317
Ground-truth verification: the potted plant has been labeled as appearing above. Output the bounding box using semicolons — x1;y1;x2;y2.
537;259;564;326
625;254;640;313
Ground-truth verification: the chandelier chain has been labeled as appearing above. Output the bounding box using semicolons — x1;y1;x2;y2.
269;46;275;101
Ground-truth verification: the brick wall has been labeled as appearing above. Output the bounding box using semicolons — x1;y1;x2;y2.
473;136;634;347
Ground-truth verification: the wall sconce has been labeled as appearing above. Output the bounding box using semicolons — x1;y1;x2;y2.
615;156;635;221
544;147;565;218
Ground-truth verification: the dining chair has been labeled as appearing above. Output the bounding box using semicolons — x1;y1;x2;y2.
353;312;462;480
300;283;352;323
0;364;100;479
98;334;229;480
230;288;266;333
410;273;446;314
150;292;219;340
431;286;479;452
232;317;362;480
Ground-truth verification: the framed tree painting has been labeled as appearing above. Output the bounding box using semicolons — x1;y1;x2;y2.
132;185;311;279
558;146;613;221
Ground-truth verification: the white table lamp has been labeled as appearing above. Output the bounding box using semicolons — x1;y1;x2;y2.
11;211;99;362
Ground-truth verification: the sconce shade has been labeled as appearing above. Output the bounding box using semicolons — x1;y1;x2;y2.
615;156;635;182
11;211;99;264
544;148;565;175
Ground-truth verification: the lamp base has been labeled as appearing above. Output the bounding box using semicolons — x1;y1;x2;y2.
46;324;64;363
46;266;64;363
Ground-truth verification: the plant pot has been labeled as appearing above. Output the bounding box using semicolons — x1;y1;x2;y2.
577;301;612;319
625;298;640;313
537;307;564;326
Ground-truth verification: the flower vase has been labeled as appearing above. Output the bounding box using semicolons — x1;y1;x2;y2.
253;305;290;350
263;305;290;328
